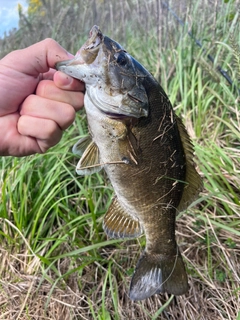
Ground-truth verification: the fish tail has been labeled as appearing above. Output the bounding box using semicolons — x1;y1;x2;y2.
129;248;189;301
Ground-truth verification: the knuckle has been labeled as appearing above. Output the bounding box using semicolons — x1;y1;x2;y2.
38;121;62;151
35;80;45;96
45;120;58;138
62;104;75;128
35;80;51;97
43;38;58;47
20;95;36;114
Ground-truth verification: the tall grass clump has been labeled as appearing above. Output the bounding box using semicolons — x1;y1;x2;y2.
0;0;239;319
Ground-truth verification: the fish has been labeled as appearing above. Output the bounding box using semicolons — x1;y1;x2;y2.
56;25;202;301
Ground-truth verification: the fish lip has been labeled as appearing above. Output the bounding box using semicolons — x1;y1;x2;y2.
98;107;145;119
103;112;132;120
102;108;147;119
55;60;70;70
55;55;87;70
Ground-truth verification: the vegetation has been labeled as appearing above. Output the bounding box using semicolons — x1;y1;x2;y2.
0;0;239;319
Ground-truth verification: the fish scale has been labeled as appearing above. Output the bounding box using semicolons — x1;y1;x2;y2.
56;25;202;301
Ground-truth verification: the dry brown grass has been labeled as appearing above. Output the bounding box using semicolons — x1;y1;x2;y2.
0;248;81;319
0;210;239;320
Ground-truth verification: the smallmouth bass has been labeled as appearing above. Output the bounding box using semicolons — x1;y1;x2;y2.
56;26;202;301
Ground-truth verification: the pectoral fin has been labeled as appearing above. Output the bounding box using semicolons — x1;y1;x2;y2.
72;135;92;157
103;197;143;239
72;136;103;175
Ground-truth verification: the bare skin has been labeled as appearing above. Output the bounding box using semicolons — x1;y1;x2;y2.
0;38;85;156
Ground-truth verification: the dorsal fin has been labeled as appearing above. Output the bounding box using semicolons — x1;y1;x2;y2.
103;197;143;239
176;117;203;212
72;136;103;175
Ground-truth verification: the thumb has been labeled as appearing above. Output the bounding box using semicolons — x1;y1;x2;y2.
1;38;74;76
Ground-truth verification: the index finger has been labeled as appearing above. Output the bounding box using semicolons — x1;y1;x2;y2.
42;68;56;81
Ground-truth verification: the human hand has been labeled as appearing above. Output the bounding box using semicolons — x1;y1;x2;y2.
0;38;85;156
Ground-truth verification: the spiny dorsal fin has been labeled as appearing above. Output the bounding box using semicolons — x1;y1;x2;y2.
176;117;203;212
72;136;103;175
103;197;143;239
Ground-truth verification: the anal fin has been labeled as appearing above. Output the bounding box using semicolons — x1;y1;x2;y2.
103;197;143;239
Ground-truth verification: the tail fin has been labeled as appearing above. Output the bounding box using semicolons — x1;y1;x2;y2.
129;249;189;301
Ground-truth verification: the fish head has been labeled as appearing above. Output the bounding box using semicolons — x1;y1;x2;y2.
56;25;149;118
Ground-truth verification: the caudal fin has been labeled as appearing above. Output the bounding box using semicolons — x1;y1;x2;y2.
129;249;189;301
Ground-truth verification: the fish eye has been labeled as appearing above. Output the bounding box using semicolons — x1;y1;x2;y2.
114;52;128;66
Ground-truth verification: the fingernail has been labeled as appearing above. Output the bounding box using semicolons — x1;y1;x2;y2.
58;72;73;86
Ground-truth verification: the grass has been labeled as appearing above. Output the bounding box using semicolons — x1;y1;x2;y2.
0;0;240;319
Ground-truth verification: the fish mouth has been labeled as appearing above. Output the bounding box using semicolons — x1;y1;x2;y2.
76;25;104;65
103;112;131;120
97;102;146;119
56;25;104;71
84;25;103;52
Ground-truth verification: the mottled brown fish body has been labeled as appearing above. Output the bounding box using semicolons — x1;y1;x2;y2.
56;25;202;300
86;76;188;299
